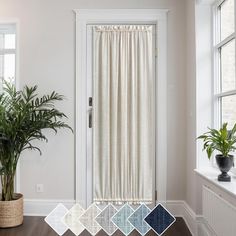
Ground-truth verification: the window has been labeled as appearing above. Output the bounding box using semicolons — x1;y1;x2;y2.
0;24;16;92
213;0;236;170
213;0;236;130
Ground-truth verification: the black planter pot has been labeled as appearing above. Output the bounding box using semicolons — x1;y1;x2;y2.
215;154;234;182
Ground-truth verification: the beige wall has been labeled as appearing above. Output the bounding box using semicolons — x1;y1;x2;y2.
0;0;187;201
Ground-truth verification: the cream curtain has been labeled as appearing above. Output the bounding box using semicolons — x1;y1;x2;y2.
93;25;155;203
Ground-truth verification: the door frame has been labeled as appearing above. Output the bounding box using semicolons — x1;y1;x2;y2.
74;9;169;208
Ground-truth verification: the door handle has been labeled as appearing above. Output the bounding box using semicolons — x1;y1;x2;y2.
88;108;92;128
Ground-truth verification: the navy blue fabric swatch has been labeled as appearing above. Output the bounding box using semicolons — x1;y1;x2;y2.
144;204;175;235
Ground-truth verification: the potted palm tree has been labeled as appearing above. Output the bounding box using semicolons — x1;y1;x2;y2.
0;82;72;228
198;123;236;182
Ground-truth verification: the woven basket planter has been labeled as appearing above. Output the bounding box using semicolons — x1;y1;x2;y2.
0;193;23;228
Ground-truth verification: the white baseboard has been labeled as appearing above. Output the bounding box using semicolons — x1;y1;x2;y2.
24;198;214;236
166;200;215;236
24;199;75;216
166;200;198;235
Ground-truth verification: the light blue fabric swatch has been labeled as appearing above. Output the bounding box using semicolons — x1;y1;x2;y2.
111;203;134;236
128;204;151;235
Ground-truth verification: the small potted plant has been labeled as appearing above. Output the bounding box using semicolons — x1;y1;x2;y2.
0;82;72;228
198;123;236;182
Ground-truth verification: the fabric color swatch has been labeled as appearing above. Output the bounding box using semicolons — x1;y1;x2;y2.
95;204;118;235
61;203;85;235
111;203;135;236
128;204;151;235
145;204;176;235
79;203;101;235
44;203;69;236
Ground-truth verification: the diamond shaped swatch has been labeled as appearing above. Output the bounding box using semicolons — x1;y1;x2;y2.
61;203;85;235
145;204;176;235
111;203;134;236
79;203;101;235
128;204;151;235
44;203;69;236
95;204;118;235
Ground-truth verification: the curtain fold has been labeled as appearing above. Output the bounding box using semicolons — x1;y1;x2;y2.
93;25;155;203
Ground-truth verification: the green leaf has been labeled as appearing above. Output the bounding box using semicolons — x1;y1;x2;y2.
206;146;213;159
198;122;236;159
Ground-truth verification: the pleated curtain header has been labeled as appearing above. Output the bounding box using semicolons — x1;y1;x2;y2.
94;25;153;32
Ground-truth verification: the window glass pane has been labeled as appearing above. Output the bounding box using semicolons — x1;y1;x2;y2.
220;0;235;40
0;55;3;79
0;55;3;93
0;34;3;49
4;54;15;83
222;95;236;129
221;39;235;92
4;34;15;49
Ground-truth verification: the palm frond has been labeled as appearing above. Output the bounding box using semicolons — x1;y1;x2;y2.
0;80;73;201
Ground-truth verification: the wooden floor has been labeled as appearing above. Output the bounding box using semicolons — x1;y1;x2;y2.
0;217;192;236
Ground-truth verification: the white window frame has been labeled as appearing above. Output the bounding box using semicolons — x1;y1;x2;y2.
212;0;236;172
74;9;168;208
0;24;17;89
0;19;19;191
